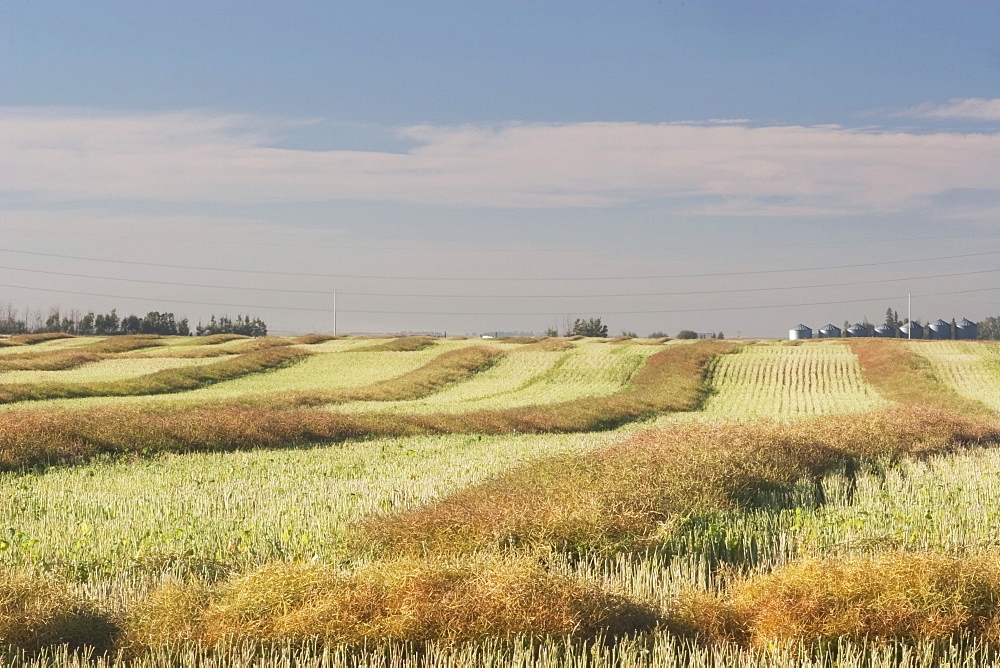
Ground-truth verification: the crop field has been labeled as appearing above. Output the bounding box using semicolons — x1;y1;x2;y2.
1;335;999;667
908;341;1000;414
700;340;887;419
0;357;222;385
335;339;662;414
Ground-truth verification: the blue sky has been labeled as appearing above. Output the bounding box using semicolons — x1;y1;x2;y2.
1;1;998;336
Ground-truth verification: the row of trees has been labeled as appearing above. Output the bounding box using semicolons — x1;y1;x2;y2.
976;316;999;340
0;305;267;337
541;317;723;340
195;314;268;337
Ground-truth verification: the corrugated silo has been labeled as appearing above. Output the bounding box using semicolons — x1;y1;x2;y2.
874;323;898;338
957;318;978;340
928;319;952;340
818;323;841;338
789;324;813;340
846;323;870;338
900;321;924;339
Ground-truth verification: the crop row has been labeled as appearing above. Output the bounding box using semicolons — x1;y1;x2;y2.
702;341;886;419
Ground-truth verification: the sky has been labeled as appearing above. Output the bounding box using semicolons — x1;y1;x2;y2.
1;1;998;337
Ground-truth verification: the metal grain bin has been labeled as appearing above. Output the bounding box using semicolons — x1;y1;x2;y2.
846;323;870;338
900;321;924;339
818;323;841;338
956;318;978;340
789;324;813;340
874;323;898;338
929;319;952;340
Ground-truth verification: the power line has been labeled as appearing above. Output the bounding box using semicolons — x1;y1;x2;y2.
4;225;1000;253
1;282;995;317
2;263;999;299
2;246;998;282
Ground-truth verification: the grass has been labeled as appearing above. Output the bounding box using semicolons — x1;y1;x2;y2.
0;346;308;404
354;336;437;352
8;333;75;345
127;556;659;649
5;338;1000;665
0;340;735;469
702;341;886;419
0;357;223;385
670;551;1000;646
0;336;168;371
847;338;991;415
186;333;249;344
0;351;104;371
78;336;165;354
256;345;505;408
14;634;1000;667
93;342;454;406
336;340;659;415
909;341;1000;415
8;409;995;656
796;446;1000;556
0;432;615;577
0;571;117;652
358;406;1000;557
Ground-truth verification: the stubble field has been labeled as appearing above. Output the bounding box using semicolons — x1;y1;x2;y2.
1;334;999;667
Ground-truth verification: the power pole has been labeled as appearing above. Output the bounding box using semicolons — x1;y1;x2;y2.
907;293;911;339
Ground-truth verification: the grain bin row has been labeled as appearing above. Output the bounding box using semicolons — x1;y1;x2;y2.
788;319;978;340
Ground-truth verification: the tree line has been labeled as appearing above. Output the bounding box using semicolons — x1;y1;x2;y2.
0;305;267;337
540;317;722;340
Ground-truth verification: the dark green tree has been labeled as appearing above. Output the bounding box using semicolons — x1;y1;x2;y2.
571;317;608;337
121;315;141;335
78;313;95;335
979;316;1000;340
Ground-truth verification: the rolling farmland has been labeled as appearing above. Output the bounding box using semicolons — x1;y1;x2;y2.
1;334;999;667
701;341;887;419
909;341;1000;414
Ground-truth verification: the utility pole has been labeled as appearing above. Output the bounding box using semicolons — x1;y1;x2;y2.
907;293;911;339
334;290;337;337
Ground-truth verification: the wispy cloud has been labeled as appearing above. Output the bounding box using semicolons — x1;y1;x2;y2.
898;97;1000;121
2;108;998;214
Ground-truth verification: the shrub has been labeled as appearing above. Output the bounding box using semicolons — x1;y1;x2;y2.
127;557;660;648
0;571;117;652
670;552;1000;646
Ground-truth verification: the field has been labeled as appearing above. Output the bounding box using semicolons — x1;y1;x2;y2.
1;335;1000;667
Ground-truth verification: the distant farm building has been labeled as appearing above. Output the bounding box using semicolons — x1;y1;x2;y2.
846;323;870;338
928;319;952;340
957;318;978;340
818;324;841;338
788;318;978;341
900;321;924;339
789;324;812;340
873;323;898;338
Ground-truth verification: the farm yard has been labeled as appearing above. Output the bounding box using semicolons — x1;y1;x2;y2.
1;334;1000;666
